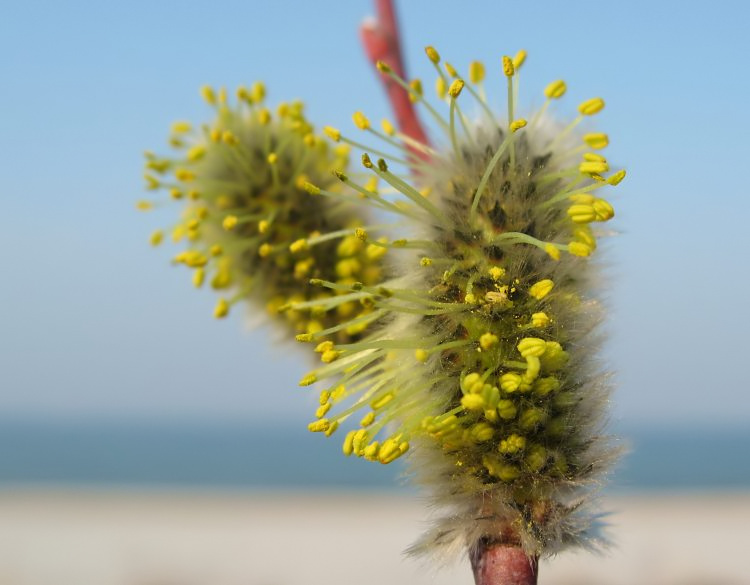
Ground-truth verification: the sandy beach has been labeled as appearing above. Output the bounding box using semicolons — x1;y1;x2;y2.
0;489;748;585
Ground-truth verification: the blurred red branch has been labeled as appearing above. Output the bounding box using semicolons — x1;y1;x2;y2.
359;0;430;159
471;543;539;585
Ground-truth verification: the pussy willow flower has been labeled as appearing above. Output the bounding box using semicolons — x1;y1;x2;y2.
296;48;624;557
138;84;384;341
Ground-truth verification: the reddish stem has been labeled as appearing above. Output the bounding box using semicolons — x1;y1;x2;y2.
359;0;430;158
470;543;539;585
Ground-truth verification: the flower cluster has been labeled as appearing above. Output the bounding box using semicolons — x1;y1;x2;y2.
295;47;624;556
138;84;384;341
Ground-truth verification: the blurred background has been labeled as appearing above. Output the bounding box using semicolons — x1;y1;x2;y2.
1;1;749;584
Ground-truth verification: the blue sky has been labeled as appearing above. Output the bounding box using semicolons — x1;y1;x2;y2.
1;0;749;427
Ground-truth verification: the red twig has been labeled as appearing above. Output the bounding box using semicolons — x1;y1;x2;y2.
470;543;539;585
359;0;430;158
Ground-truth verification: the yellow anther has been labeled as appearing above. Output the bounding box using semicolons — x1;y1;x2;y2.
289;239;308;253
179;251;208;267
321;349;340;363
222;215;238;230
444;62;458;78
145;159;170;173
217;87;227;105
336;235;362;257
257;108;271;125
342;430;356;456
299;374;317;387
448;79;465;98
266;152;278;165
583;152;608;163
479;332;499;350
544;243;561;261
363;441;380;460
353;228;368;242
186;145;206;161
525;445;548;472
352;111;370;130
415;349;429;363
376;60;391;73
366;242;387;261
569;193;595;205
461;394;486;410
248;81;265;103
258;243;272;258
209;244;222;257
500;373;523;392
409;79;423;103
510;119;527;133
147;230;163;247
319;390;330;406
497;399;517;420
592;199;615;221
222;130;239;146
360;411;375;427
533;376;560;396
302;133;316;148
529;279;555;300
579;97;605;116
301;181;321;196
335;257;361;278
315;340;333;354
567;204;597;224
136;200;154;212
323;126;341;142
307;419;330;433
324;421;339;437
579;160;609;175
569;241;593;257
316;403;332;418
544;79;567;99
488;266;506;281
502;55;515;77
436;76;447;99
531;312;550;328
470;423;495;443
236;85;250;103
425;46;440;63
191;267;204;288
420;257;432;267
483;455;520;482
381;119;395;136
213;298;229;319
573;225;597;249
209;128;221;143
277;102;289;118
584;133;609;150
357;153;373;170
540;341;569;372
461;373;483;394
512;49;527;70
257;220;270;235
371;392;394;410
143;174;160;190
200;85;216;105
466;61;485;86
608;169;627;185
171;121;192;134
175;169;196;182
499;433;526;454
520;408;546;431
